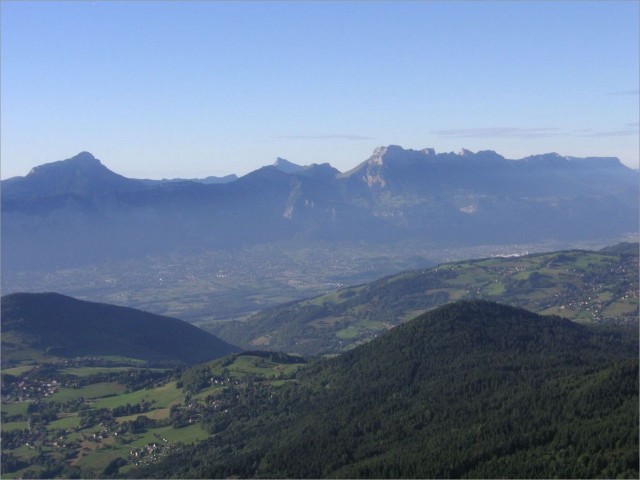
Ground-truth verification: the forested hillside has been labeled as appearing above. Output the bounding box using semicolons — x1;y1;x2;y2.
1;293;239;365
133;301;638;479
217;244;639;355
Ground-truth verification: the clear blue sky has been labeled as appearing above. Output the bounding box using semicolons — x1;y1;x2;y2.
1;0;638;178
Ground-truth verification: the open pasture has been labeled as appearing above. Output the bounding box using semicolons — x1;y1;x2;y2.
49;382;127;402
92;381;183;410
1;401;30;418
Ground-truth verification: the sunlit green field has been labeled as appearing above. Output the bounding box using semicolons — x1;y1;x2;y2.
206;353;305;380
2;420;29;431
60;367;144;377
49;382;127;402
92;381;183;409
1;401;30;418
1;365;37;376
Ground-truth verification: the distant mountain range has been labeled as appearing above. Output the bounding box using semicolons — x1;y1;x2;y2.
1;293;239;365
2;147;638;271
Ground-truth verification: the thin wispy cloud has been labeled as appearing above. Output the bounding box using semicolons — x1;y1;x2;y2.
274;134;373;141
431;127;561;139
580;130;638;138
572;128;593;133
607;89;639;96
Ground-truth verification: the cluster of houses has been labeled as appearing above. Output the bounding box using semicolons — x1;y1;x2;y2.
128;437;176;466
9;378;61;402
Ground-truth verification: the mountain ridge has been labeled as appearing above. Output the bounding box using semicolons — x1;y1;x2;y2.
4;146;634;196
2;146;637;272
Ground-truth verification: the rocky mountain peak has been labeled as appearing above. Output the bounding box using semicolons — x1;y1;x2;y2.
69;151;99;163
370;146;388;165
368;145;411;165
273;157;306;174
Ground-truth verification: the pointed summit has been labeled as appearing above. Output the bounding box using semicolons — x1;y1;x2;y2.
68;151;100;164
458;148;474;156
71;151;98;161
3;152;145;200
28;151;101;176
273;157;306;174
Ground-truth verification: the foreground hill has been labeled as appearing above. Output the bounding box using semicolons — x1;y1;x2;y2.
1;293;240;365
216;243;639;356
133;301;639;479
2;146;637;272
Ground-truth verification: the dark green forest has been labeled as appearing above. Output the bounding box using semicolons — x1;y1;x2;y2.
1;293;239;365
132;301;639;479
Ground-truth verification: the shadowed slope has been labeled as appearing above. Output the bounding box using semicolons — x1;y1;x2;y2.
1;293;240;365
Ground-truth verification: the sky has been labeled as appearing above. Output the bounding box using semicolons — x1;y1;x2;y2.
1;0;638;179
